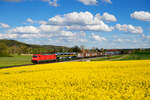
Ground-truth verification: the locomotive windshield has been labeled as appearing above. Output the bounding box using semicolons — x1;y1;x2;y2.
33;55;38;58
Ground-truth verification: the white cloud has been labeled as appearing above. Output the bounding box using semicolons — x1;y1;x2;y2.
78;0;97;5
49;11;114;31
48;0;58;7
26;18;34;24
49;11;94;25
102;0;112;4
0;23;10;28
0;32;52;39
142;34;150;39
114;38;131;43
115;24;143;34
66;24;113;32
78;0;112;5
39;24;62;32
115;38;123;42
8;26;40;34
5;34;18;38
38;20;47;25
42;0;58;7
55;31;88;43
145;35;150;39
0;34;3;39
60;31;74;37
131;11;150;21
19;33;53;39
8;25;62;34
0;33;18;39
101;12;117;22
26;18;47;25
5;24;87;44
91;33;106;42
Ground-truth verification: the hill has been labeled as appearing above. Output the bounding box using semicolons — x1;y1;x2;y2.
0;39;70;54
0;39;69;49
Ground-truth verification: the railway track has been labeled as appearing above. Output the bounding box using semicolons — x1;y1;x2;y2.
0;56;105;69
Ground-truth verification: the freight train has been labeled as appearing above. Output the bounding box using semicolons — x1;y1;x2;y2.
32;50;121;64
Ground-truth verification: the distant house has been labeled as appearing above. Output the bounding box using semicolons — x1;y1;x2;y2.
105;49;121;55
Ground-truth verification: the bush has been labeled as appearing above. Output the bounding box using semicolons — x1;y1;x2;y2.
0;43;10;57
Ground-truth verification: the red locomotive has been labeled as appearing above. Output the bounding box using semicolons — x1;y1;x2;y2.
32;54;57;64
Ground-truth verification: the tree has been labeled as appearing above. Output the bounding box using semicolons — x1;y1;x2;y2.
0;43;10;57
68;48;73;52
72;46;81;52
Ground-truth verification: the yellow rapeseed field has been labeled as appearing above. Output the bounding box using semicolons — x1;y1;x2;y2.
0;60;150;100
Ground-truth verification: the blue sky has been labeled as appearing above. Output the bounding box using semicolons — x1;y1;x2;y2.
0;0;150;49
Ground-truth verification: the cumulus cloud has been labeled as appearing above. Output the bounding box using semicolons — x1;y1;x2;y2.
49;11;114;31
55;31;87;43
5;24;87;44
26;18;34;24
0;23;10;28
20;33;53;39
78;0;97;5
66;24;113;32
8;25;63;34
0;33;18;39
114;38;131;43
115;24;143;34
8;26;40;34
142;34;150;39
39;24;62;32
91;33;106;42
131;11;150;21
26;18;47;25
60;31;75;37
78;0;112;5
0;33;53;39
101;12;117;22
102;0;112;4
19;31;87;44
38;20;47;25
49;11;94;25
145;35;150;39
42;0;58;7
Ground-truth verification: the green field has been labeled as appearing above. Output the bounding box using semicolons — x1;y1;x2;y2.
91;55;124;61
1;52;150;68
120;52;150;60
91;52;150;61
0;55;32;68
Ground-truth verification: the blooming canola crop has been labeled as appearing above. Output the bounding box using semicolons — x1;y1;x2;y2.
0;60;150;100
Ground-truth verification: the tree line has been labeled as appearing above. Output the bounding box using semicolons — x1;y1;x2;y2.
0;42;83;57
1;40;150;57
0;42;104;57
